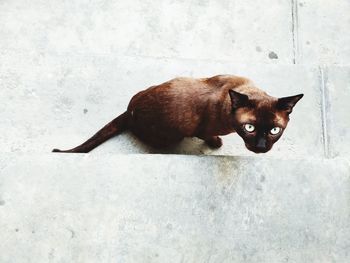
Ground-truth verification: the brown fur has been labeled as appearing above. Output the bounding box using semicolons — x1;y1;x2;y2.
52;75;303;153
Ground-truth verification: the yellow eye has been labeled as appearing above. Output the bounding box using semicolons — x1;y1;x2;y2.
244;124;255;132
270;127;281;135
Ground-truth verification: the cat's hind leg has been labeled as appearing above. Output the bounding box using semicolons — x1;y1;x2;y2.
131;126;184;148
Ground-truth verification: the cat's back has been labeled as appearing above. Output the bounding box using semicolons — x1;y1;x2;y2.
204;74;251;87
128;74;264;110
162;75;252;99
169;75;252;91
128;76;211;107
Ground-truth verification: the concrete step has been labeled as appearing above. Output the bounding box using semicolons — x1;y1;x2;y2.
1;54;349;158
1;55;329;157
1;0;349;65
0;153;349;262
1;0;349;158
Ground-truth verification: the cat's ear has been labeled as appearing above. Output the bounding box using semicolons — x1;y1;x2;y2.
276;94;304;114
229;90;250;109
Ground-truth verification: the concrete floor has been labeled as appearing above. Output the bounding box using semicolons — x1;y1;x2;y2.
0;0;350;262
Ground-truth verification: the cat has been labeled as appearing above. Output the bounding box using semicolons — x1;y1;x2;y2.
52;75;303;154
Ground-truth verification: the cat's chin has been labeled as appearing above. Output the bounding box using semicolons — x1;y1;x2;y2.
245;144;271;154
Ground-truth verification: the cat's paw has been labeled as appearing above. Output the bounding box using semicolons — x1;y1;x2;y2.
205;136;223;148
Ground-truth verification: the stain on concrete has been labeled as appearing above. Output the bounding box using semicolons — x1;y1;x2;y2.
49;248;55;260
86;92;104;104
60;97;74;108
83;108;88;114
260;175;265;182
268;51;278;59
54;96;74;113
299;2;304;7
306;41;311;45
66;227;75;238
0;200;5;206
256;46;262;52
216;157;239;183
15;228;19;232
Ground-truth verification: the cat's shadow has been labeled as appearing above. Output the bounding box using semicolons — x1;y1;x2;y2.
99;132;242;189
120;132;242;186
101;131;216;155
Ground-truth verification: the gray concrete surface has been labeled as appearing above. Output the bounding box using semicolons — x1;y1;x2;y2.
0;56;325;157
0;0;294;63
1;0;348;158
0;154;350;263
297;0;350;65
324;66;350;158
1;0;350;262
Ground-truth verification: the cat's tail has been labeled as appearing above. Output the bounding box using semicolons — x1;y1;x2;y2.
52;111;129;153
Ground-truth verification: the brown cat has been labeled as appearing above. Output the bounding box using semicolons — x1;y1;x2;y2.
52;75;303;154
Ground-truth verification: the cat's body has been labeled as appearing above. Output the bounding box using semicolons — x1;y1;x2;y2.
53;75;303;153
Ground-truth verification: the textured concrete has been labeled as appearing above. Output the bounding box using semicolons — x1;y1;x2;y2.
0;154;350;262
1;0;349;157
297;0;350;65
0;56;324;157
2;0;349;66
324;66;350;158
1;0;350;262
0;0;294;63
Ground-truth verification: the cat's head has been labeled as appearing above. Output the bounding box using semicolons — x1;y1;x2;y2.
229;90;303;154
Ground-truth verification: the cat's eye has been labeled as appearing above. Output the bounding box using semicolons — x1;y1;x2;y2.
244;124;255;132
270;127;281;135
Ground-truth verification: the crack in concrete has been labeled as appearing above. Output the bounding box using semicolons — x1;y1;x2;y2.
319;66;330;158
291;0;299;64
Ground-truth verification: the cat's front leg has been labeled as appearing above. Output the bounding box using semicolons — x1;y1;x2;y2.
198;136;223;148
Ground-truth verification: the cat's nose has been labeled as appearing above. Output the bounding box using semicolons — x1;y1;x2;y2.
256;138;267;149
